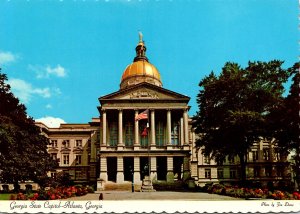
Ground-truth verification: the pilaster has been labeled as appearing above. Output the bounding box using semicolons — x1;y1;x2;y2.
166;156;174;182
150;156;157;181
134;157;141;183
116;157;124;183
102;110;107;146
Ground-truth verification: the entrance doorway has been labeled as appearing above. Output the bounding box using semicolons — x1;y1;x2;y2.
157;157;167;180
124;157;134;181
107;157;117;182
140;157;149;180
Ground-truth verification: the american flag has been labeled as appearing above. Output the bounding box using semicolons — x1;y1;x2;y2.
135;109;149;121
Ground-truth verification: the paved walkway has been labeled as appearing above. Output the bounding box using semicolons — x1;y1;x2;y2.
67;191;241;201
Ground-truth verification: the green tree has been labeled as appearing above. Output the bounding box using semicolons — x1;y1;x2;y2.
269;63;299;190
193;60;290;184
0;70;57;190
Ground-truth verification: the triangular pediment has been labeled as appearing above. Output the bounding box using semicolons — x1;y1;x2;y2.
99;82;189;101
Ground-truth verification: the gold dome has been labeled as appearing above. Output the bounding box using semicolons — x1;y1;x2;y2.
120;33;162;89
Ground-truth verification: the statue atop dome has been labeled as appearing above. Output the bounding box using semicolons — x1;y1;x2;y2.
139;31;143;43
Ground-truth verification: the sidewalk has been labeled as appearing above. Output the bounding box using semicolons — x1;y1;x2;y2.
67;191;241;201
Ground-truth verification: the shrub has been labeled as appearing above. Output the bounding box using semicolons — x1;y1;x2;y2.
87;186;94;193
153;181;185;191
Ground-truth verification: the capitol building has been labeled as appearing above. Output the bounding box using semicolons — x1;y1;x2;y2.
34;35;290;191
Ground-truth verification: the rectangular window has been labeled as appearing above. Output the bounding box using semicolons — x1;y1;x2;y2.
277;166;283;177
50;172;56;178
88;153;91;163
254;166;260;177
230;169;236;179
171;122;179;145
263;149;269;160
204;155;210;164
63;140;70;148
63;155;69;165
140;121;149;147
75;140;82;147
51;140;57;148
109;122;118;147
217;168;224;179
51;153;57;161
155;121;164;147
228;156;235;164
205;169;211;179
274;150;281;161
252;151;258;161
75;171;82;179
75;155;82;165
265;166;272;177
125;122;134;146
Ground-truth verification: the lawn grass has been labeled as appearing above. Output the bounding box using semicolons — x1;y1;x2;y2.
0;193;15;200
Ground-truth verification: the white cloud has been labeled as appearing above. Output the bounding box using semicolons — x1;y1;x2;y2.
53;87;62;95
7;78;58;103
46;65;66;77
0;51;17;64
35;116;66;128
46;104;52;109
29;64;67;79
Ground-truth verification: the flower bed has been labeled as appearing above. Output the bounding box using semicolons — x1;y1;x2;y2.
205;184;300;200
10;186;92;200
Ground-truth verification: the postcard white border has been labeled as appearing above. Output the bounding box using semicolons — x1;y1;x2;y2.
0;200;299;213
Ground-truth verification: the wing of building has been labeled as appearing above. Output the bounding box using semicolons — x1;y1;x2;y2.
33;35;291;191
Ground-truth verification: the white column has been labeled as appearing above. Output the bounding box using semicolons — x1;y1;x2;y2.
183;109;189;145
134;110;139;146
118;109;123;146
91;131;96;162
134;157;141;183
116;157;124;183
102;111;107;145
167;110;172;145
180;117;184;146
99;157;108;181
151;110;155;146
150;157;157;180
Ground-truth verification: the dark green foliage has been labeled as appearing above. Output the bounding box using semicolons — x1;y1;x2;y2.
152;180;186;191
47;171;73;188
0;70;57;188
193;60;291;183
268;63;300;190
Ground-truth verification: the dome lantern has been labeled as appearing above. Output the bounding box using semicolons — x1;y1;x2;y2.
120;33;162;89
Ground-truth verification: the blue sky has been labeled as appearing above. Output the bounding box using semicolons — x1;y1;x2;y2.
0;0;298;127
